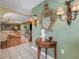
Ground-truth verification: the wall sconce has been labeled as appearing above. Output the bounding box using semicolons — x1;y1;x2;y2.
57;0;79;26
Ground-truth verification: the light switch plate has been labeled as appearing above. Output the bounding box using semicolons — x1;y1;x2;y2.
61;49;64;54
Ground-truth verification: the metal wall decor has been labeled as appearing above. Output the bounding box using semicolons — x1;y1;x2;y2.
57;0;79;26
40;3;56;32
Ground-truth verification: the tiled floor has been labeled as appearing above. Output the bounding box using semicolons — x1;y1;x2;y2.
0;32;49;59
0;43;49;59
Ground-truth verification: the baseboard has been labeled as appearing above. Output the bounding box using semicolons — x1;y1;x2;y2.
31;46;54;59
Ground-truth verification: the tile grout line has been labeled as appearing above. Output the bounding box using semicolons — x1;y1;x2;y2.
15;46;25;59
21;44;36;59
7;48;12;59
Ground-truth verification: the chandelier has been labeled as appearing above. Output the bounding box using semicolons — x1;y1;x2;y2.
57;0;79;26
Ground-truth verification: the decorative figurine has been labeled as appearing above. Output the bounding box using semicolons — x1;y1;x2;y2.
41;29;46;41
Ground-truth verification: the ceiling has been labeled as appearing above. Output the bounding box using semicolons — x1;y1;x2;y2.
0;0;44;23
2;12;29;23
0;0;44;15
0;7;29;23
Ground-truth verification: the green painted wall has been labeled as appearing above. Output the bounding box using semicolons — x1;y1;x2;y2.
32;0;79;59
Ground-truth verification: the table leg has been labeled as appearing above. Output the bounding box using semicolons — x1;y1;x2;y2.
54;47;56;59
45;48;47;58
38;47;41;59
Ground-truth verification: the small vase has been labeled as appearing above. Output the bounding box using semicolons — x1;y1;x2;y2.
48;36;53;41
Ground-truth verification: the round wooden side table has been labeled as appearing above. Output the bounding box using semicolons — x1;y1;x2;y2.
36;38;57;59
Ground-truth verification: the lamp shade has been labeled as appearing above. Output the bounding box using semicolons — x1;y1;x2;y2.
72;5;79;11
57;8;64;16
72;1;79;11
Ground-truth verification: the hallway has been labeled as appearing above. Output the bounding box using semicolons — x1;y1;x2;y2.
0;43;48;59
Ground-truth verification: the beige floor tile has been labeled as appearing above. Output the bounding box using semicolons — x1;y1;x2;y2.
1;43;49;59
